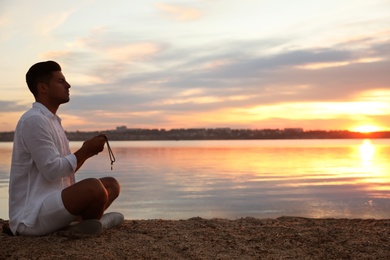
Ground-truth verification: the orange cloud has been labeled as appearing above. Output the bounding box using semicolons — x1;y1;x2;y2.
107;42;160;61
42;50;71;60
202;59;233;70
0;112;22;131
357;89;390;102
296;57;384;70
155;3;201;22
0;16;10;28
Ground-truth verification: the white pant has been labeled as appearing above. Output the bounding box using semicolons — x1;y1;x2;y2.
17;191;76;236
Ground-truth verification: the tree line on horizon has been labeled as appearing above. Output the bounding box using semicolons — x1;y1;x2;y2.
1;128;390;142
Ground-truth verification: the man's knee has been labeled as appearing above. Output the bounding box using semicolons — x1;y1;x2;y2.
62;178;108;216
83;178;109;202
100;177;120;198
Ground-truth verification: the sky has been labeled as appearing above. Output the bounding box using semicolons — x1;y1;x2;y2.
0;0;390;132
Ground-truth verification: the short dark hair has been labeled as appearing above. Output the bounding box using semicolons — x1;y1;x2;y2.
26;61;62;96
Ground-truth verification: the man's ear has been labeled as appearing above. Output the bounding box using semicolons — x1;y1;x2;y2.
37;82;49;95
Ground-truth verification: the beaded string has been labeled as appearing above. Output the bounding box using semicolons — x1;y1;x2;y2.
105;136;116;170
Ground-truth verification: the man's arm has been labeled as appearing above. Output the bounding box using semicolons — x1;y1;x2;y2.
22;116;76;182
74;134;106;172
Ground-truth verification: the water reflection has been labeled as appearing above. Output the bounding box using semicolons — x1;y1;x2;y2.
359;139;375;166
356;140;390;199
1;140;390;219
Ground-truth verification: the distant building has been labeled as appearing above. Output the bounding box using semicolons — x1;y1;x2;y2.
283;128;304;133
215;128;231;131
116;126;128;132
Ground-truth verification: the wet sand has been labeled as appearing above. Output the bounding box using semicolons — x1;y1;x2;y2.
1;217;390;259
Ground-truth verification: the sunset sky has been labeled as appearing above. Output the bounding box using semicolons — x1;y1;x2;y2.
0;0;389;132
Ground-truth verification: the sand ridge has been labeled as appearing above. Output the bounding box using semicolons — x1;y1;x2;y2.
1;217;390;259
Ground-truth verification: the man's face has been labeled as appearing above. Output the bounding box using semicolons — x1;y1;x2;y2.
46;71;71;104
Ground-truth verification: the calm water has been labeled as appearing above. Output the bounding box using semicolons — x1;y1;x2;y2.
1;139;390;220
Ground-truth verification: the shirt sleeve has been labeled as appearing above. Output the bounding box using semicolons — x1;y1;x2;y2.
64;153;77;172
20;114;75;182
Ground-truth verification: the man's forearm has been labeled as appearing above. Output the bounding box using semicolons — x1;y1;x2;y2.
73;135;106;172
73;148;94;172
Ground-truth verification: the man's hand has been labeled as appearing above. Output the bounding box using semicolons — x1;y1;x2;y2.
82;134;106;157
74;134;106;172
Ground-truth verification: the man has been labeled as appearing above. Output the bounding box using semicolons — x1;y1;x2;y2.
9;61;123;236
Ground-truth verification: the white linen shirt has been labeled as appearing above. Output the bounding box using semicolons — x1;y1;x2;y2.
9;102;77;234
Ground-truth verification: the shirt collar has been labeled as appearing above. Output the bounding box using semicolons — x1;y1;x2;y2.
32;102;62;121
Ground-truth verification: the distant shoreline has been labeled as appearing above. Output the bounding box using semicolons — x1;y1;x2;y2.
1;128;390;142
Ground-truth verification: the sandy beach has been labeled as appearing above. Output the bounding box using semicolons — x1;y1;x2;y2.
1;217;390;259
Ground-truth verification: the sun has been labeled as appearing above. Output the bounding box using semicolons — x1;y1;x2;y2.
352;124;381;133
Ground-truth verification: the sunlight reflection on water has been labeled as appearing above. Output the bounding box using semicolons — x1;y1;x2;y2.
1;139;390;220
